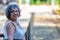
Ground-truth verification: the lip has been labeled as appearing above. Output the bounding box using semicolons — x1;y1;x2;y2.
13;14;17;18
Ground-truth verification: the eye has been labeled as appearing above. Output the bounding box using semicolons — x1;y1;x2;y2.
10;11;14;13
10;10;19;13
9;10;14;13
16;10;18;12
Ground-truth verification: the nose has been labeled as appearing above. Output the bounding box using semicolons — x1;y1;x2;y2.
14;12;17;15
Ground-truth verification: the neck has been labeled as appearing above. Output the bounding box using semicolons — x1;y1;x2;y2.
8;19;17;22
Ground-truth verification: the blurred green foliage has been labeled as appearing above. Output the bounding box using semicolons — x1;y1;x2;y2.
22;0;26;4
55;0;60;5
30;0;51;5
21;0;60;5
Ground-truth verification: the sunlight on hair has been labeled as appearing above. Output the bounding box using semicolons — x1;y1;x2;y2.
9;2;18;6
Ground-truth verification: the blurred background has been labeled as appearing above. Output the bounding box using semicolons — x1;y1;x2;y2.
0;0;60;40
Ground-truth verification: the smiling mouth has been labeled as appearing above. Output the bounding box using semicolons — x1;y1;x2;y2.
13;15;17;17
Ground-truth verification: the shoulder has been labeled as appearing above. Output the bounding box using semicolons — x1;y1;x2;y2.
5;21;16;37
6;21;15;30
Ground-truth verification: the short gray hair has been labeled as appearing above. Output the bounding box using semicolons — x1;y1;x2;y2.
6;4;20;19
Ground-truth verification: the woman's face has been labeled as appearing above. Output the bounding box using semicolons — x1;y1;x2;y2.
10;8;20;21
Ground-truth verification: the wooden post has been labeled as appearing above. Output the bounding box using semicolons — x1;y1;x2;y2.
18;0;21;6
57;8;60;16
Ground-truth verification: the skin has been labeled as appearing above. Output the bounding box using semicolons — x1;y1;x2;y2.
10;8;19;22
6;8;25;40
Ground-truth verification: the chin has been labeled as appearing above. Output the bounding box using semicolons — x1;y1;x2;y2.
12;18;17;21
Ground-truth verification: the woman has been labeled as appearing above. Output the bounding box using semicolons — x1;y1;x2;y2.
3;4;25;40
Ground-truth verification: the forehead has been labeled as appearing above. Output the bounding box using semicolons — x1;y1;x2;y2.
11;8;18;11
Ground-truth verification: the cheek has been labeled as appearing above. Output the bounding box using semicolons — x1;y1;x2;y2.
10;13;14;18
17;13;20;17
